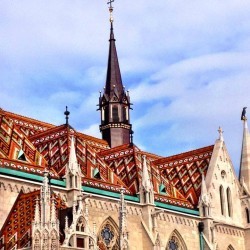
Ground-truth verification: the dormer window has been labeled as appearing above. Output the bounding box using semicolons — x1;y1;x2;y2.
17;149;27;161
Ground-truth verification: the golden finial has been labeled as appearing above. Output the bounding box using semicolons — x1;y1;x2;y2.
107;0;114;23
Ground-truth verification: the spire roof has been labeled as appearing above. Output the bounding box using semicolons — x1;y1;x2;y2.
240;117;250;191
68;136;81;175
141;155;153;192
105;16;124;98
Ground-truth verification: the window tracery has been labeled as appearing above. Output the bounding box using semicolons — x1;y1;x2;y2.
166;230;187;250
42;230;49;250
76;216;85;232
98;218;119;250
51;230;58;250
34;231;40;250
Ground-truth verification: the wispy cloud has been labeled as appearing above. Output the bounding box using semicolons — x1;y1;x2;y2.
1;0;250;174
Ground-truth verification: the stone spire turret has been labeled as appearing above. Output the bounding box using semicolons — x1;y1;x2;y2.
98;2;132;148
32;171;60;250
139;155;154;204
40;169;51;224
65;136;83;206
198;173;210;217
119;187;129;249
34;196;40;225
240;108;250;192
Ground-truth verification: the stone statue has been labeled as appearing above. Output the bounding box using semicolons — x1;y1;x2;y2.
241;107;247;120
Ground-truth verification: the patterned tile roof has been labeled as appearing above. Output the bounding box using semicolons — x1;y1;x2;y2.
99;144;194;208
0;108;54;137
0;190;66;249
153;145;214;206
0;107;212;209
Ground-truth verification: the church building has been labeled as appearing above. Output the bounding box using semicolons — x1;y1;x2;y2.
0;3;250;250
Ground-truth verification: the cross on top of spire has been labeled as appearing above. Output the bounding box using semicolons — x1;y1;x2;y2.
107;0;115;22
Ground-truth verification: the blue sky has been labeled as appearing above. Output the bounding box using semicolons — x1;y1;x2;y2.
1;0;250;174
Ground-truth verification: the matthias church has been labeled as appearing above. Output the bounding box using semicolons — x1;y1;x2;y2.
0;3;250;250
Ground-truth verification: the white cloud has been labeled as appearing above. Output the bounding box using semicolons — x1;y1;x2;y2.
1;0;250;175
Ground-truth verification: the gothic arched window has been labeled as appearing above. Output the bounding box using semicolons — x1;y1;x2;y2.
226;187;232;217
98;217;119;250
76;217;85;232
246;208;250;223
34;231;41;250
219;185;225;215
166;230;187;250
42;230;49;250
50;230;58;250
112;106;119;123
227;244;235;250
123;106;128;122
104;106;109;123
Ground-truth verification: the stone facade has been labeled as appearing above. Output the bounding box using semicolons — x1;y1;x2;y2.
1;4;250;250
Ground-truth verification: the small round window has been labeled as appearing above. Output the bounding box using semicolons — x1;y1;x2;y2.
221;170;226;179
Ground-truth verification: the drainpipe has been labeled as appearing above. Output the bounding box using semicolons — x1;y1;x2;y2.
198;222;204;250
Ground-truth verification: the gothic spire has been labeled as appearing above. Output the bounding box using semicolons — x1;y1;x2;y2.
141;155;153;192
239;109;250;192
34;196;40;224
40;169;51;224
105;2;124;99
98;1;132;148
68;136;79;175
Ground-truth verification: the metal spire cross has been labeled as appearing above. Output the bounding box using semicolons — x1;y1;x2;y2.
107;0;114;8
107;0;115;22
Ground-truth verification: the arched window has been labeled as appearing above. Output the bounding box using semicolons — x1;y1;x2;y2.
166;230;187;250
227;244;235;250
34;231;41;250
219;185;225;215
123;106;128;122
50;230;58;250
97;217;119;250
226;187;232;217
246;208;250;223
76;217;85;232
104;106;109;123
112;106;119;122
42;230;49;250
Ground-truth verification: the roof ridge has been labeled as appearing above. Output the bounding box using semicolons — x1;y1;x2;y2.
153;145;214;164
1;108;55;128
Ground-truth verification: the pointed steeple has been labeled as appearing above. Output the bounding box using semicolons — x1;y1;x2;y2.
34;196;40;224
119;187;129;249
50;197;57;224
40;169;51;224
64;136;83;206
68;136;79;175
98;2;132;148
199;173;209;205
239;110;250;192
198;173;211;217
105;21;123;98
139;155;154;204
142;155;153;192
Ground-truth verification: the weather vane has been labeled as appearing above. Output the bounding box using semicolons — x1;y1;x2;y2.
107;0;115;22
